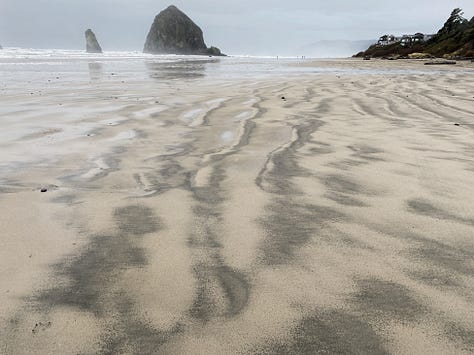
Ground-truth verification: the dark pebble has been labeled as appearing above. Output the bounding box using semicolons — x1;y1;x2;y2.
40;188;48;193
281;96;286;100
454;123;460;126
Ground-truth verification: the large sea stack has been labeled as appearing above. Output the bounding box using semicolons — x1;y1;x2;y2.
143;5;224;56
85;29;103;53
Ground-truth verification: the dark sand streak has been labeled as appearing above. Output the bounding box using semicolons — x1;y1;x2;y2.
255;310;389;355
255;102;347;264
185;99;264;321
27;205;177;354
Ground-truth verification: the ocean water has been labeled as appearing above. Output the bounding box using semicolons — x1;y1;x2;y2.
0;48;460;87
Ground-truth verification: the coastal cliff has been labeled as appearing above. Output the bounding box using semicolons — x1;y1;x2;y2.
355;8;474;59
143;5;224;56
85;29;103;53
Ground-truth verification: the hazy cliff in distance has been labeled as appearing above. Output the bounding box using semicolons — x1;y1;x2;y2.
297;40;375;58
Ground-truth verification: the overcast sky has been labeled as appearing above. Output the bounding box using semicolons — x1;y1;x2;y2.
1;1;473;56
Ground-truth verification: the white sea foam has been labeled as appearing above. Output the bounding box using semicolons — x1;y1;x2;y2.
0;47;207;63
0;47;454;83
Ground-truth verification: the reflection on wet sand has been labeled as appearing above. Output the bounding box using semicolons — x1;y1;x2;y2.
145;59;219;80
88;62;103;81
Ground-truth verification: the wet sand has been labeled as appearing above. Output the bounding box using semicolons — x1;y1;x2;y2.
1;59;474;354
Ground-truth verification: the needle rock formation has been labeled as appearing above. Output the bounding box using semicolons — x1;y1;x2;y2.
85;29;103;53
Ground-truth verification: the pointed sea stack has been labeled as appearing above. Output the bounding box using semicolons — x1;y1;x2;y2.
85;29;102;53
144;5;224;56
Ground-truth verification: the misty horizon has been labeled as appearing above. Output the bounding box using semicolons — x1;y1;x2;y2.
1;1;474;56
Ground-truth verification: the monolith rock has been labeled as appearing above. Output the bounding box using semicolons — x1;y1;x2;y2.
143;5;224;56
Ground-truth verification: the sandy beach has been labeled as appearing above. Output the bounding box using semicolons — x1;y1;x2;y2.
0;54;473;354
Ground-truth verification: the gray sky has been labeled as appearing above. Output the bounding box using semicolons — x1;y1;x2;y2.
1;0;473;56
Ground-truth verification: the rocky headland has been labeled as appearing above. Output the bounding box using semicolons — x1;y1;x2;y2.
143;5;224;56
355;8;474;59
85;29;103;53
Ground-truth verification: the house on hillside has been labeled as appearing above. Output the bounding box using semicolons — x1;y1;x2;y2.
423;34;434;42
400;33;424;46
378;33;434;46
378;35;399;46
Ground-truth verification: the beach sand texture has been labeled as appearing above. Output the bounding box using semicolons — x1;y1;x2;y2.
1;59;474;354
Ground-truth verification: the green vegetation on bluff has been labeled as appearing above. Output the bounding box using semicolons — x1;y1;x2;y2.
355;8;474;59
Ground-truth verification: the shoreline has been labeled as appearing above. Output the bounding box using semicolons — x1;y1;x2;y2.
1;58;474;354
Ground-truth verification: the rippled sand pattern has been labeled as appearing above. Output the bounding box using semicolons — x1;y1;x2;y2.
1;62;474;354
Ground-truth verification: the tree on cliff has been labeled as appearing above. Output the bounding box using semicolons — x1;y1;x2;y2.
355;8;474;58
426;8;474;57
438;8;467;35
